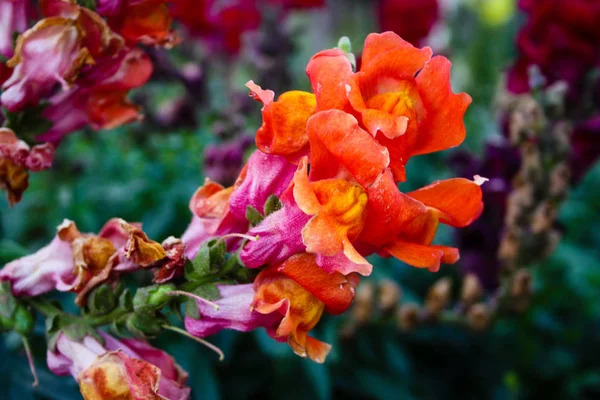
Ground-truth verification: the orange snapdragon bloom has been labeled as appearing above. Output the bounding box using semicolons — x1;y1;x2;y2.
292;157;371;275
246;81;316;161
252;253;359;362
357;169;484;272
307;31;472;181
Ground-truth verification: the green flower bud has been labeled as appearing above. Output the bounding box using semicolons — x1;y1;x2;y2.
133;284;175;313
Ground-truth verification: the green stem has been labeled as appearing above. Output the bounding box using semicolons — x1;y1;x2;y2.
24;297;64;317
84;308;130;327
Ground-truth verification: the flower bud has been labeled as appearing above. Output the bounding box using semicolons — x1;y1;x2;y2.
133;284;176;313
377;279;401;313
468;303;490;331
460;274;482;305
397;303;420;331
425;277;452;316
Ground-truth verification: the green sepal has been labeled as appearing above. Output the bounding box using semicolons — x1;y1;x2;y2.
0;282;17;320
246;206;264;226
264;194;283;216
13;304;34;335
87;284;119;316
185;239;226;281
126;312;164;339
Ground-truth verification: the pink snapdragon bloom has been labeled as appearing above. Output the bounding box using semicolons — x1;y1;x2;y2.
0;127;54;171
0;17;94;111
0;128;54;205
48;332;190;400
181;150;296;257
39;48;153;144
0;218;164;304
0;0;34;58
239;191;310;268
184;283;280;337
228;151;296;219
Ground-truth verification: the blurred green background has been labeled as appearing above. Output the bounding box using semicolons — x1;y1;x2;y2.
2;0;600;399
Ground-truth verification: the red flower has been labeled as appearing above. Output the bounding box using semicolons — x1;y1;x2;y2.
377;0;439;46
507;0;600;95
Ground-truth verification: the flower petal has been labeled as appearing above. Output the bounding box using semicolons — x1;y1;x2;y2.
384;240;459;272
306;48;354;112
361;31;432;70
413;55;472;155
306;110;390;187
247;81;315;160
276;253;359;314
407;178;484;227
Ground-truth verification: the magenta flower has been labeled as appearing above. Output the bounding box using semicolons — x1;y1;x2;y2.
181;150;297;257
228;151;296;220
240;194;310;268
184;284;279;337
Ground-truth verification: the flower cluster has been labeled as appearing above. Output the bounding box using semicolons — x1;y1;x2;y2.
181;32;484;362
1;31;483;398
0;0;177;205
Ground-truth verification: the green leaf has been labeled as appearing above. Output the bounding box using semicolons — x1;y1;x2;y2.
185;239;227;281
126;312;164;339
246;205;264;226
185;298;200;319
208;239;226;266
